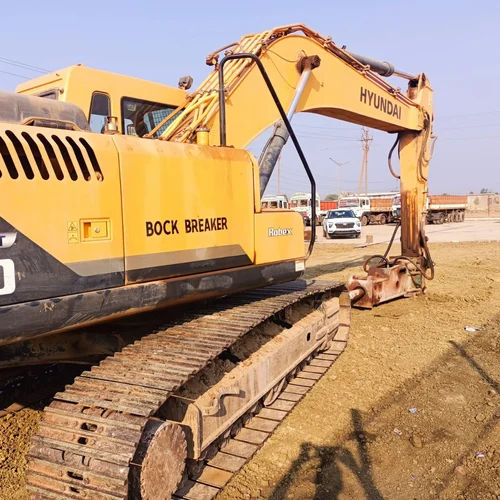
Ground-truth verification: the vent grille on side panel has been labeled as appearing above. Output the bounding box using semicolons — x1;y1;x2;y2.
0;130;104;181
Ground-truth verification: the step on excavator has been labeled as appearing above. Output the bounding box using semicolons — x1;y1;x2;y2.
0;24;433;498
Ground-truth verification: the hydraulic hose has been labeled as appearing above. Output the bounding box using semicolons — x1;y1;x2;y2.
388;135;400;179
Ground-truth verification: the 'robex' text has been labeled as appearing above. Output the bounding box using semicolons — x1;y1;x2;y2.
268;227;293;237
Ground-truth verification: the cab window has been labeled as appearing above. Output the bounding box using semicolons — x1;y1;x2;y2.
89;92;111;133
121;97;177;137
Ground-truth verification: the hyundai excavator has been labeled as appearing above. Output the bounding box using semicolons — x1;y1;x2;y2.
0;25;433;499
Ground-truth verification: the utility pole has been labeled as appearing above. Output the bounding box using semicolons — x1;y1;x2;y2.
358;127;372;195
329;157;350;198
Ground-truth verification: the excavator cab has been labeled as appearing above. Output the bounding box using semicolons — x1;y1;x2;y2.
16;64;188;136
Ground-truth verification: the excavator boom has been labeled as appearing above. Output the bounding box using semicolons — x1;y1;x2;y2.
155;24;427;147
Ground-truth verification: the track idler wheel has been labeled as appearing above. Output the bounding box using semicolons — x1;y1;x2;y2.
130;420;187;499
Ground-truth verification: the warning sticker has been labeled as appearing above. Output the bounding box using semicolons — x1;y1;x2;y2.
67;221;79;244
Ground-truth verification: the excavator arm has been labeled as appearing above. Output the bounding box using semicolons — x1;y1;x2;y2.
151;24;434;307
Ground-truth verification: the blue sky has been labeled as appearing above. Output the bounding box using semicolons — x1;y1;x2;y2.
1;1;498;197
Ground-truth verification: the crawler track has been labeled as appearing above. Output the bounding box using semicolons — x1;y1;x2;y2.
26;280;349;499
174;345;343;499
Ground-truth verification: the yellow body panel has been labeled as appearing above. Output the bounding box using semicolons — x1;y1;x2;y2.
0;124;124;275
254;211;305;265
112;135;256;282
0;121;302;288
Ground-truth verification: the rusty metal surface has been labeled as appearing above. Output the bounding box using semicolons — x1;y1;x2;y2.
25;280;348;499
136;421;187;499
180;296;341;459
175;345;345;500
348;262;417;309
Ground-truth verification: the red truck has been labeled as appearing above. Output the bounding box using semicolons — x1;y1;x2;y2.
427;195;467;223
320;200;338;211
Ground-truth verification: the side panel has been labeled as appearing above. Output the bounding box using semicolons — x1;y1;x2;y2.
0;124;124;305
112;136;256;283
254;211;305;265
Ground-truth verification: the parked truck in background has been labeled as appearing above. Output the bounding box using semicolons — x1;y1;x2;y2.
427;195;467;223
261;194;289;209
392;194;401;221
320;200;338;211
392;194;466;223
290;192;322;224
338;196;395;225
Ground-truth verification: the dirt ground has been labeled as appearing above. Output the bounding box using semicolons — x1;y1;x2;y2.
0;241;499;499
220;241;500;500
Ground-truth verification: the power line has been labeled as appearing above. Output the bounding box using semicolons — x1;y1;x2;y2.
0;69;31;79
0;56;49;74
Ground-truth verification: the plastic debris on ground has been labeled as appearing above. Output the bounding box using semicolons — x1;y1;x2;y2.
464;326;480;332
393;428;402;436
409;408;418;414
475;452;485;458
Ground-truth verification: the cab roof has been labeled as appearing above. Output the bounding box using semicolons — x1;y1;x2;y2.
16;64;187;107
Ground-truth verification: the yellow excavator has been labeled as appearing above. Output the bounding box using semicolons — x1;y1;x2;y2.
0;24;433;499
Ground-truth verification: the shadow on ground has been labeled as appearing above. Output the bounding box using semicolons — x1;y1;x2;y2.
269;319;499;500
270;408;384;500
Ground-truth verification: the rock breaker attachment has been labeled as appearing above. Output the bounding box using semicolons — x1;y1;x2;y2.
348;219;435;309
348;261;420;309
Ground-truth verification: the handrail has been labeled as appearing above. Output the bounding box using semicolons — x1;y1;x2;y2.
218;53;317;258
